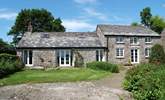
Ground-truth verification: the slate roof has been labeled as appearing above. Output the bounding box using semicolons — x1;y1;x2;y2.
17;32;104;48
98;25;160;37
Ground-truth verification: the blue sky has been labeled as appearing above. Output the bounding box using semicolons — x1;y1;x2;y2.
0;0;165;42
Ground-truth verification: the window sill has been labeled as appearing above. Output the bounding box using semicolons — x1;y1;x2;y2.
116;56;125;59
145;56;149;59
145;42;152;44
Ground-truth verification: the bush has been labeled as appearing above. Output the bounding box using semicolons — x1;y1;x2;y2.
0;53;19;62
0;48;16;55
123;64;165;100
0;53;24;78
86;61;119;73
149;44;165;64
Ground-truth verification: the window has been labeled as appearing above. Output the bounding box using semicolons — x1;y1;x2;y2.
59;50;71;66
96;50;103;61
116;37;124;43
145;37;152;43
116;48;124;58
145;48;151;57
130;37;139;45
23;50;33;66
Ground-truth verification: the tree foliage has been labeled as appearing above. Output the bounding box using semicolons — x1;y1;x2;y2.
150;16;165;34
0;38;9;48
140;7;152;27
149;44;165;64
8;9;65;43
139;7;165;34
131;22;139;26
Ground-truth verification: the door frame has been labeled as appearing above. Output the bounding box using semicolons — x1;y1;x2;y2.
23;50;33;66
131;48;139;64
59;50;71;67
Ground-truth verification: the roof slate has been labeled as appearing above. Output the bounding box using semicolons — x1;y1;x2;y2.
98;25;160;36
17;32;104;48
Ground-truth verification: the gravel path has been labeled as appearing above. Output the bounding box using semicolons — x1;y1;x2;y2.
92;66;133;100
0;67;133;100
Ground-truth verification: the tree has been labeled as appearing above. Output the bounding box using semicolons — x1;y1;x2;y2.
8;9;65;44
0;38;9;48
149;44;165;64
150;16;165;34
140;7;152;27
131;22;139;26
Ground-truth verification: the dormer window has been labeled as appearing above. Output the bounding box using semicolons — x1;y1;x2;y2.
116;36;124;43
145;37;152;44
130;37;139;45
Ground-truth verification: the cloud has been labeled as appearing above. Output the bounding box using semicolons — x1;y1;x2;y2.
62;19;95;32
0;12;17;20
0;8;17;20
162;4;165;8
74;0;97;4
83;8;108;21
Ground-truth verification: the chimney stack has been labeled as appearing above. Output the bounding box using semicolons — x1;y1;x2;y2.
27;21;33;32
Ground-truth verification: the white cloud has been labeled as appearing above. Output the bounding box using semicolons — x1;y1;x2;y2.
83;8;108;21
0;12;17;20
74;0;97;4
62;19;95;32
0;8;17;20
162;4;165;8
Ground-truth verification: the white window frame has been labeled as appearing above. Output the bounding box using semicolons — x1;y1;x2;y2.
96;50;104;61
23;50;33;66
59;50;71;67
116;36;124;43
145;37;152;44
130;37;139;45
145;48;151;58
116;48;124;58
131;49;139;64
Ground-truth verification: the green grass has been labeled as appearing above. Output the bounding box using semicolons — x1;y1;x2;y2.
0;68;111;86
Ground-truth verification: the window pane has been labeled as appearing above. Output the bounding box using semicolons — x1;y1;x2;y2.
96;50;99;61
116;37;124;43
100;50;103;61
66;51;69;64
29;50;33;64
130;38;133;44
61;51;64;64
24;50;27;64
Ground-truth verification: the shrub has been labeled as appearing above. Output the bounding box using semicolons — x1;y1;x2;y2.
86;61;119;73
0;53;19;62
123;64;165;100
0;53;24;78
149;44;165;64
0;47;16;55
74;51;84;67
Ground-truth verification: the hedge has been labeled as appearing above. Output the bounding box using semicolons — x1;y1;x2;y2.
86;61;119;73
0;53;24;78
149;44;165;64
123;64;165;100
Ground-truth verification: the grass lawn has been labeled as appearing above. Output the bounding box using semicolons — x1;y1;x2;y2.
0;68;111;86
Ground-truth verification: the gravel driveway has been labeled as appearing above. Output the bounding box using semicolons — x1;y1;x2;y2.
0;67;133;100
0;82;132;100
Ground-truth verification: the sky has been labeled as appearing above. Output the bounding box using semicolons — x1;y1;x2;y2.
0;0;165;42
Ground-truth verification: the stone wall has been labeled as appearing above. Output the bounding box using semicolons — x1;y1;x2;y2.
33;49;57;67
107;36;161;64
18;49;100;67
76;49;96;66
